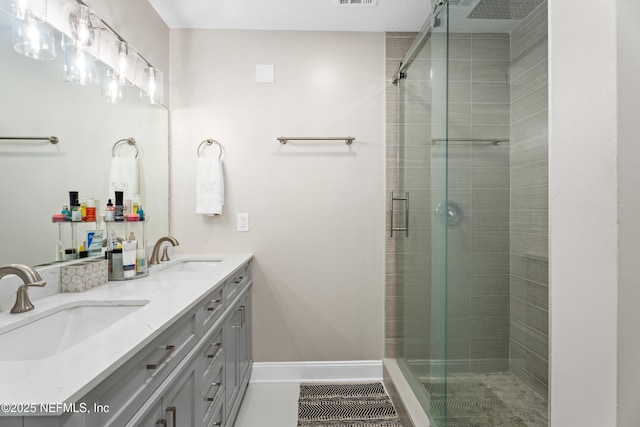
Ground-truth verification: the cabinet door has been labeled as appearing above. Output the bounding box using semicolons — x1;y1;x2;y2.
162;364;199;427
238;291;252;382
127;364;199;427
225;292;252;427
224;306;241;415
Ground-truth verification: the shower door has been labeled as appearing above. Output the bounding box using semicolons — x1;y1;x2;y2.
395;1;450;421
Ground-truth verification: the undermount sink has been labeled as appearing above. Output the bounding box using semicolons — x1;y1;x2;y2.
161;259;222;273
0;300;149;361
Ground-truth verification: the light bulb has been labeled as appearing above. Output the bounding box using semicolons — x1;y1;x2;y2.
26;19;40;54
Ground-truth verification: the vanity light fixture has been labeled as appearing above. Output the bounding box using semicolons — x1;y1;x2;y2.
61;2;100;60
11;0;47;22
116;40;137;85
9;0;55;60
102;67;122;103
2;0;165;104
140;65;164;105
12;10;56;60
63;48;99;85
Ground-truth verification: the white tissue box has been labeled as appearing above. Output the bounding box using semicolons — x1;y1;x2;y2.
60;259;108;292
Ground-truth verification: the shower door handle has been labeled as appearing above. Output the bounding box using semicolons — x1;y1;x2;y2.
390;191;409;237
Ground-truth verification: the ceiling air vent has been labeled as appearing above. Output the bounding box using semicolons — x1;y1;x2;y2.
335;0;378;7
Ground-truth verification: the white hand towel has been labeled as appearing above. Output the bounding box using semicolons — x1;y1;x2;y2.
109;157;139;200
196;157;224;216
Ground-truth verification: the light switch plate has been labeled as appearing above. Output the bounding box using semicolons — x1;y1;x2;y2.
237;213;249;232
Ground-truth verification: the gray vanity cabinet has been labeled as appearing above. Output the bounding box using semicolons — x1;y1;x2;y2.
14;260;253;427
127;267;253;427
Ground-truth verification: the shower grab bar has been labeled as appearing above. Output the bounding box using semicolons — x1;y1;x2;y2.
277;136;355;145
431;138;509;146
0;136;59;144
390;191;409;237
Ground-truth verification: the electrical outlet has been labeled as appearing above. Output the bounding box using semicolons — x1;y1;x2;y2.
237;213;249;232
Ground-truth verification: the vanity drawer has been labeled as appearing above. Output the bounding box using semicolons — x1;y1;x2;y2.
201;328;224;384
206;398;224;427
88;311;198;427
202;361;224;426
225;261;251;304
199;286;225;333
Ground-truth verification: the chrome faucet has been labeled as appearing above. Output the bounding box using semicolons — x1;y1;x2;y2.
0;264;47;313
149;236;180;265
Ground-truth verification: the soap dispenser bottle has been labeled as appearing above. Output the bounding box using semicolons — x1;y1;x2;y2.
105;199;115;222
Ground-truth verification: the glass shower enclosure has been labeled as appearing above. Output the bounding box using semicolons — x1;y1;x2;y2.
392;1;549;426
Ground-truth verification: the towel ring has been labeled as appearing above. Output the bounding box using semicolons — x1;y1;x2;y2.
197;139;223;158
112;137;139;159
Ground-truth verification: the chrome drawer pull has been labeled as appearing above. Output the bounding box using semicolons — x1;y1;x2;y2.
234;276;244;284
147;345;175;370
207;342;222;358
166;407;176;426
206;383;221;401
207;299;222;311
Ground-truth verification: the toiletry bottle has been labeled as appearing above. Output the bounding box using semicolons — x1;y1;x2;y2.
71;205;82;222
86;198;96;222
133;195;140;214
69;191;79;209
69;191;81;221
80;201;87;221
115;191;124;222
137;203;145;221
111;248;124;279
105;199;115;221
62;205;71;221
123;236;137;279
136;247;147;275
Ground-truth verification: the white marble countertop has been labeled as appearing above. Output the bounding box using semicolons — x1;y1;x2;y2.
0;253;253;415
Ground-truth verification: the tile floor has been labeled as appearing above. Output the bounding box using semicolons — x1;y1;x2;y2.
234;382;300;427
234;375;547;427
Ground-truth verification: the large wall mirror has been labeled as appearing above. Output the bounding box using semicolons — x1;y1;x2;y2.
0;12;169;267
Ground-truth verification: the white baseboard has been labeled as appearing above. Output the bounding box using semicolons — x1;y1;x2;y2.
250;360;383;383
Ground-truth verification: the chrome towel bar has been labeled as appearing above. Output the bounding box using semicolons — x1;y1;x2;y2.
0;136;59;144
277;136;355;145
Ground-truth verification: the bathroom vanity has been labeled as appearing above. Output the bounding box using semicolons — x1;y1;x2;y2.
0;254;253;427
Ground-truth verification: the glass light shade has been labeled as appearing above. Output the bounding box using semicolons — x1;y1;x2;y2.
11;0;46;22
102;67;122;104
140;66;163;105
61;2;100;60
12;14;55;60
63;48;99;85
113;40;137;85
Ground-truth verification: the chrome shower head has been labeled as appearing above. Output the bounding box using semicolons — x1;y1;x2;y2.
467;0;543;20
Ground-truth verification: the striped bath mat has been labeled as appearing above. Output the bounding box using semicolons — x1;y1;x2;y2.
298;382;403;427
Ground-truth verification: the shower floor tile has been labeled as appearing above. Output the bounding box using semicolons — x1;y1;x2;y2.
423;372;547;427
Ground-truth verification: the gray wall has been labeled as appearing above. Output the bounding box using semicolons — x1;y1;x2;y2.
508;2;549;398
447;32;511;372
170;30;386;362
